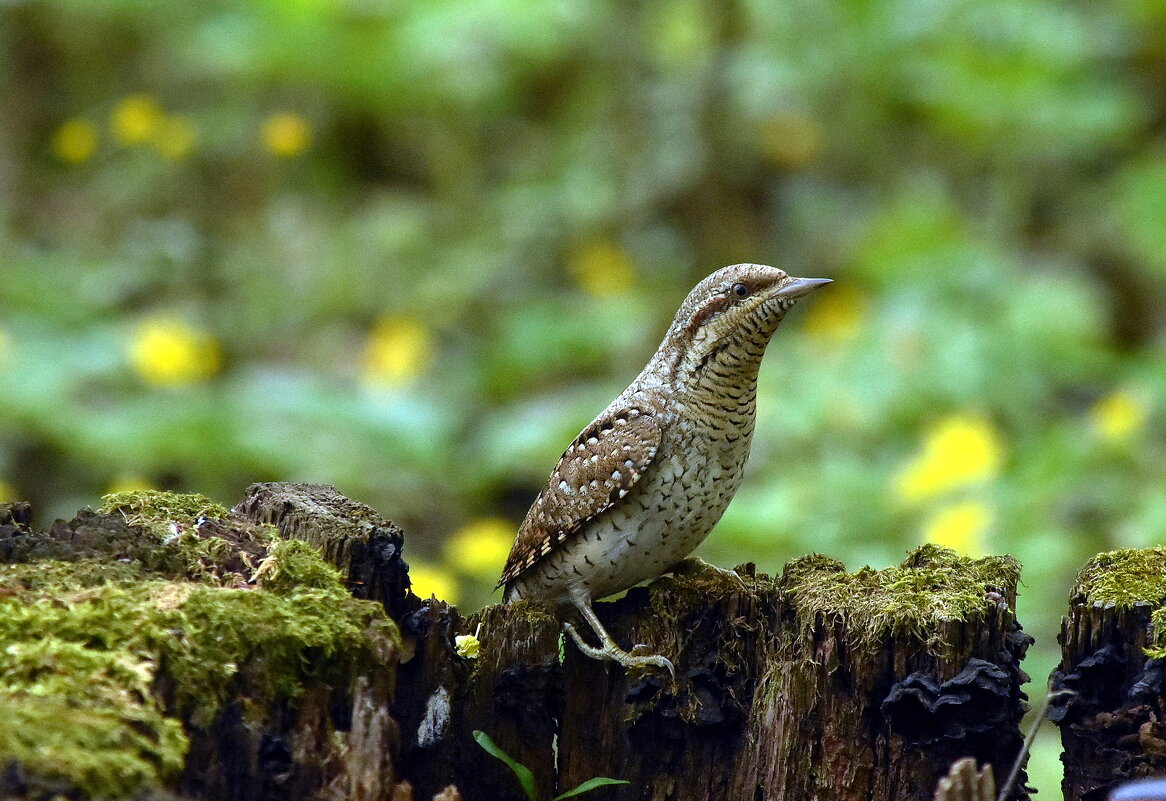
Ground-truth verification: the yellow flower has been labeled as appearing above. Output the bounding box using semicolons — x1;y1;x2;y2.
52;118;99;164
568;239;636;298
410;562;459;604
921;500;992;556
107;476;154;494
261;112;312;158
153;115;197;160
129;317;222;386
111;94;163;146
454;634;480;659
0;479;18;502
758;111;824;168
361;316;433;388
444;518;514;578
800;284;866;347
894;414;1003;504
1091;389;1148;444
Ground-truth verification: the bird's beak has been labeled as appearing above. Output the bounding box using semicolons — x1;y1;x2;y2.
774;277;832;300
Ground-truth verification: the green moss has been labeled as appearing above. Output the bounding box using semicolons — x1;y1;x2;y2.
256;539;348;595
96;490;280;585
3;697;187;798
1148;608;1166;661
1071;547;1166;608
0;557;147;591
780;545;1021;655
0;571;189;796
644;561;776;625
0;537;400;798
502;598;560;627
167;563;400;725
100;490;230;531
1072;549;1166;661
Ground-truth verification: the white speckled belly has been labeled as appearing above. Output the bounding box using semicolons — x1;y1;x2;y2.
509;446;742;604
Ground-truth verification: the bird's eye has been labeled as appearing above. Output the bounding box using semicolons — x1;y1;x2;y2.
732;283;750;298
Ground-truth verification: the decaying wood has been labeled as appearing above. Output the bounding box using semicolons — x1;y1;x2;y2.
932;757;996;801
1049;549;1166;801
550;556;1031;801
375;542;1033;800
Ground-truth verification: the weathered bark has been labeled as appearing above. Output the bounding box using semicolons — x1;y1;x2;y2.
391;601;563;801
229;485;1034;800
1050;548;1166;801
380;548;1031;801
551;553;1031;801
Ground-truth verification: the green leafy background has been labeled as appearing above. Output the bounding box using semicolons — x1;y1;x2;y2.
2;1;1164;794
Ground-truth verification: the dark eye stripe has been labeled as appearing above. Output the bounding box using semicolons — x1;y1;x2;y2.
686;295;730;334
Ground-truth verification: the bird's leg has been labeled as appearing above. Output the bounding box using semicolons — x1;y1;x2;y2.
563;593;675;678
665;556;748;590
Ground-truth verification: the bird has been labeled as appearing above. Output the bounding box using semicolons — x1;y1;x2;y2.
497;263;830;675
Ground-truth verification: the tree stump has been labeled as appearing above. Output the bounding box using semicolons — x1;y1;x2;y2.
381;543;1032;801
0;485;1033;801
1050;548;1166;801
551;550;1032;801
0;491;408;801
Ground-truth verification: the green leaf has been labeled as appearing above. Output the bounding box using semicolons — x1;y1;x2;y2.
473;730;537;801
553;777;631;800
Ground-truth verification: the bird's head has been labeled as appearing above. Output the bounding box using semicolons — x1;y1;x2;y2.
660;263;831;379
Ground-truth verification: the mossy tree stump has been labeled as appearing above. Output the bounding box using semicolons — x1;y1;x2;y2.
352;549;1032;801
2;484;1034;801
1050;548;1166;801
550;550;1032;801
0;491;407;801
360;536;1032;797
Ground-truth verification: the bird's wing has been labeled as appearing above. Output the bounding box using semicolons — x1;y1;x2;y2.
498;407;661;588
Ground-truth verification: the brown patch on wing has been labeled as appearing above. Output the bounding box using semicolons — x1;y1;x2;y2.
498;408;661;588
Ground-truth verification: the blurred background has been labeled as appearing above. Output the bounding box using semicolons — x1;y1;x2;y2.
2;0;1164;793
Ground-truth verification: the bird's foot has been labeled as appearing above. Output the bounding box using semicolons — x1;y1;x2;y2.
666;556;748;591
563;622;675;679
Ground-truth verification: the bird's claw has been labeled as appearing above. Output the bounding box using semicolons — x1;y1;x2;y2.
636;653;676;679
563;623;675;679
630;643;678;677
613;646;675;679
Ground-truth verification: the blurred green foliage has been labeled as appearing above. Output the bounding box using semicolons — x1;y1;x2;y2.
1;0;1165;790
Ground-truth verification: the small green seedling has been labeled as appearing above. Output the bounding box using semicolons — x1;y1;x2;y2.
473;730;629;800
